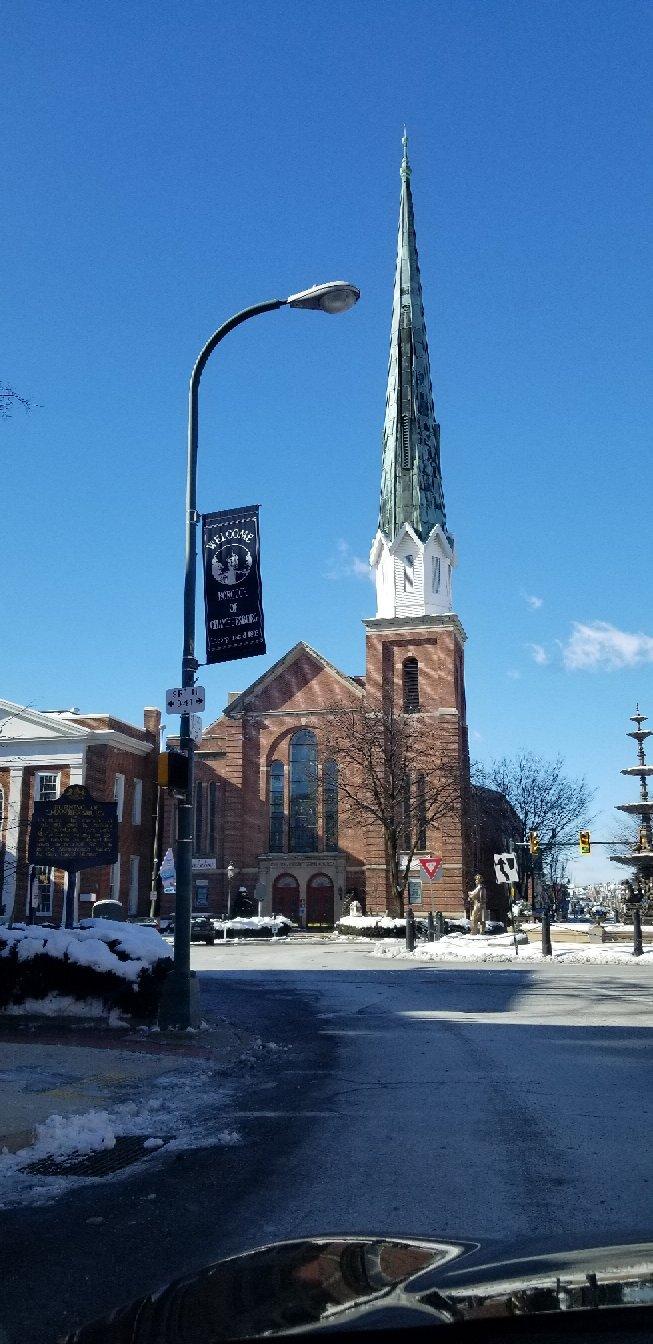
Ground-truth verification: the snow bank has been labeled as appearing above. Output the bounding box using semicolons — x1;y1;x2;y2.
373;932;653;965
338;915;406;930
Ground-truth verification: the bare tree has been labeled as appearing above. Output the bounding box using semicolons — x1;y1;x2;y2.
323;702;462;916
0;383;32;420
472;752;594;889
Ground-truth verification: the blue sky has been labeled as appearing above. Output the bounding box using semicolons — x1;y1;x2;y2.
3;0;651;882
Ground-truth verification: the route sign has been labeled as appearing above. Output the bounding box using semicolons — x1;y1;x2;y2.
494;852;519;885
189;714;203;743
165;686;205;714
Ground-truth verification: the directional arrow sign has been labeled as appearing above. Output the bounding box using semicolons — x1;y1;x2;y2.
494;852;519;885
165;686;205;714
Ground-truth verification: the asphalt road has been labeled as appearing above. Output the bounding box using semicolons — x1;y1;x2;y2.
1;939;651;1343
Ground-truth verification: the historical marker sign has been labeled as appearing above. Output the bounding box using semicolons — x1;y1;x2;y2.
28;785;119;871
202;505;266;665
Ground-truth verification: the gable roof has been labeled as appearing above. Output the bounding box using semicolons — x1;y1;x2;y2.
0;699;88;740
219;642;364;719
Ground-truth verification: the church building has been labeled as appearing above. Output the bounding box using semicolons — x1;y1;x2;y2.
162;140;476;927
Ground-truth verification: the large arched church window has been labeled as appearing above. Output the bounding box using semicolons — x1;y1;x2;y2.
289;729;318;852
323;760;338;852
268;761;285;853
403;657;420;713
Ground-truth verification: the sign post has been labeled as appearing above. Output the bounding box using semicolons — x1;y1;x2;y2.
28;785;119;930
494;852;520;957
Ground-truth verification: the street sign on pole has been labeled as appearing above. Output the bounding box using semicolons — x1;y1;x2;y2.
494;852;519;885
419;856;443;880
165;686;205;714
189;714;203;743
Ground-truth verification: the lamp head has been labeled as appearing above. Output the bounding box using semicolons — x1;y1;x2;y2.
286;281;360;314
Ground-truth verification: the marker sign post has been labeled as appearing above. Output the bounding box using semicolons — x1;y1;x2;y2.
28;785;119;929
493;851;520;956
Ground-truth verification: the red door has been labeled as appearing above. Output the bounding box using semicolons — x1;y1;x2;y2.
306;874;334;928
272;874;300;923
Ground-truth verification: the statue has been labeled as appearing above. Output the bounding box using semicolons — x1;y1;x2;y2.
468;874;487;934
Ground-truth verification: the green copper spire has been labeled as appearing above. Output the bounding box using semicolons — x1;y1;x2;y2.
379;137;450;545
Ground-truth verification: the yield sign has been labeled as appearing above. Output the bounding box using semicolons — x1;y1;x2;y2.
419;856;443;880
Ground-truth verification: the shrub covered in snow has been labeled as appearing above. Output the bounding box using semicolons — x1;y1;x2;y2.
217;916;294;940
0;919;172;1020
336;915;415;939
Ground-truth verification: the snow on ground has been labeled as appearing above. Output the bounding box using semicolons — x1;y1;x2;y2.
373;932;653;964
215;915;294;936
0;1055;242;1209
0;994;128;1022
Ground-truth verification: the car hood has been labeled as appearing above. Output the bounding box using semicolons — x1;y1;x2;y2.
65;1235;653;1341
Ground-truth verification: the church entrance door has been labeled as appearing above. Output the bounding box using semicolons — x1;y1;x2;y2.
306;873;334;928
272;873;300;924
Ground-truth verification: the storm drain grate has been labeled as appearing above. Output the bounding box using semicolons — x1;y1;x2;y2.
26;1134;172;1178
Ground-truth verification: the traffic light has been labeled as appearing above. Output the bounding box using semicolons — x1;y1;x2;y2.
528;830;540;856
157;750;189;794
579;829;591;855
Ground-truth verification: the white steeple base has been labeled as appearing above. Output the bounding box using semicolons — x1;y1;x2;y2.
369;523;455;620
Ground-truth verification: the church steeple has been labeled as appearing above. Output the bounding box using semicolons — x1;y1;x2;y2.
371;137;455;622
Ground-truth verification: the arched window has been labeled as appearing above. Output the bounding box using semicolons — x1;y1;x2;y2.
269;760;284;853
323;760;338;852
289;729;318;852
403;657;419;713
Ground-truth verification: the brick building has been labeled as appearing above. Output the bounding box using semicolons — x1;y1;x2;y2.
0;701;160;924
159;139;509;927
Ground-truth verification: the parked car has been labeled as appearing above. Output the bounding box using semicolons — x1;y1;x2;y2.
159;914;217;945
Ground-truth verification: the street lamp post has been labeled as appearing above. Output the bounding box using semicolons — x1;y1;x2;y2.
226;862;235;920
158;282;360;1029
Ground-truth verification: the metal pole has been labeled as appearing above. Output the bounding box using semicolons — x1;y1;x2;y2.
427;911;435;942
159;298;284;1030
541;906;552;957
405;905;415;953
633;907;643;957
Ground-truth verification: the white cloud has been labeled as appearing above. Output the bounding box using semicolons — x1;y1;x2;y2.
506;669;521;680
522;592;543;609
563;621;653;671
527;642;550;665
326;540;374;584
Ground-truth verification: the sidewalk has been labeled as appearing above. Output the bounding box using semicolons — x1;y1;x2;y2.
0;1009;259;1205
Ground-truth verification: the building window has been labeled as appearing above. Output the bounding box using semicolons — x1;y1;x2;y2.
323;760;338;852
113;773;125;823
432;556;441;592
417;773;427;851
132;779;142;825
289;729;318;853
403;774;412;852
404;554;414;592
403;657;419;713
269;761;285;853
129;855;139;915
34;866;53;914
37;772;59;802
195;781;203;851
110;854;121;902
208;781;217;854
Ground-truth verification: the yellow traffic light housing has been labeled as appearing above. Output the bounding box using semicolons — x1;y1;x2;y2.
579;829;591;855
157;750;189;794
528;830;540;855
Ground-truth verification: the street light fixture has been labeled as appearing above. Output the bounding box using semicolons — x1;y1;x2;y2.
158;280;360;1030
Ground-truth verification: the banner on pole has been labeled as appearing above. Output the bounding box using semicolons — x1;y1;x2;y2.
202;505;266;665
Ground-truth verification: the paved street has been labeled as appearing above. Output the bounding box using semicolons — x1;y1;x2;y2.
1;939;652;1343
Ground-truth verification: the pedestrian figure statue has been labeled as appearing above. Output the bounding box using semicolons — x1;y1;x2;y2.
468;873;487;934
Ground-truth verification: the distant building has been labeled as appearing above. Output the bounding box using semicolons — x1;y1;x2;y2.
159;141;511;927
0;700;160;923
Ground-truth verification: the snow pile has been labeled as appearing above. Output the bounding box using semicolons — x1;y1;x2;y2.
1;994;127;1022
373;932;653;965
339;915;406;929
215;916;294;939
33;1110;117;1161
0;920;172;1019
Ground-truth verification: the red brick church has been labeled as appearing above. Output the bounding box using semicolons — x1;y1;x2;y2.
161;140;512;927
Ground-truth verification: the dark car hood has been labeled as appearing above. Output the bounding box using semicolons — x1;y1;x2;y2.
65;1235;653;1342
